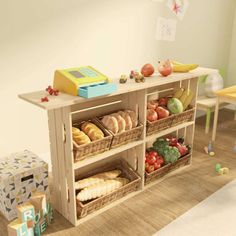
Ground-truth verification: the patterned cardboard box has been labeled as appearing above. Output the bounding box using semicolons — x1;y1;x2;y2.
0;150;49;221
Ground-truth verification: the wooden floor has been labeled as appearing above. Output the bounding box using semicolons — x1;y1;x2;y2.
1;109;236;236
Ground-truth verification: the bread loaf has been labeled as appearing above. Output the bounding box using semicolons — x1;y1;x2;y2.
118;111;132;130
125;110;138;128
77;178;129;201
111;113;126;133
101;115;119;134
75;170;121;190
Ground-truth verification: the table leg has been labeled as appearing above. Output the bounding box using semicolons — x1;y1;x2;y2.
212;97;219;141
205;108;211;134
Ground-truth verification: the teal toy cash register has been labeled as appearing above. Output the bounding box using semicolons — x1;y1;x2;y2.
53;66;117;98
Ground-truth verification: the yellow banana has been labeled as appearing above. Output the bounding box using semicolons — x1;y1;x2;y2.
179;89;193;104
173;88;185;99
173;64;198;72
171;61;198;72
183;92;194;110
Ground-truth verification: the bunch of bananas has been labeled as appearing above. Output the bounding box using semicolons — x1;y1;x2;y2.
173;88;194;110
172;61;198;73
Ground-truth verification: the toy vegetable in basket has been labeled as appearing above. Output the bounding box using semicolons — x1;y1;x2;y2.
147;137;190;168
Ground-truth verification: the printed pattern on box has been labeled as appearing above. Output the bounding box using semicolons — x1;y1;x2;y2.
0;150;49;221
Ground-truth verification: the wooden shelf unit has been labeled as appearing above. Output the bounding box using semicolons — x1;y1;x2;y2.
19;68;216;226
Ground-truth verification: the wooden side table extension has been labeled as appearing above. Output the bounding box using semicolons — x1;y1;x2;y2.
212;85;236;141
196;96;227;134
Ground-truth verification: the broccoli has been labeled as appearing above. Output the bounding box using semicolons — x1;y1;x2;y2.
152;138;181;164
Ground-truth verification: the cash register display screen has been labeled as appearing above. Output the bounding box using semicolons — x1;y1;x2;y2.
69;71;85;78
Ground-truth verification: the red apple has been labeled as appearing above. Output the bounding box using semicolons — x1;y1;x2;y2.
147;100;158;110
147;109;158;122
141;63;155;77
158;60;173;77
158;97;168;107
156;106;169;119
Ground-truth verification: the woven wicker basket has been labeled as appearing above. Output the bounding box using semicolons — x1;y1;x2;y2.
146;107;195;136
146;116;174;136
96;117;144;149
73;119;112;162
171;107;195;126
145;153;191;185
76;160;141;218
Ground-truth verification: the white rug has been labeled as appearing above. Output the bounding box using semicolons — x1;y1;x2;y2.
154;180;236;236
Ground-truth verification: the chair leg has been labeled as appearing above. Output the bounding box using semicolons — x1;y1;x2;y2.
205;108;211;134
212;97;220;142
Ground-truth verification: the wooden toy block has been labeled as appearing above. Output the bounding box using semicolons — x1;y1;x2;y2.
27;228;34;236
8;219;28;236
17;202;35;223
45;203;53;225
30;192;47;215
34;216;48;236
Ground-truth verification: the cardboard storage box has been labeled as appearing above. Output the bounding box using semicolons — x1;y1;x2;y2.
0;150;49;221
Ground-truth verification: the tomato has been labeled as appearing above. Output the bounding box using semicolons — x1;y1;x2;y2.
145;152;149;159
154;163;161;170
149;151;158;157
156;157;164;166
147;156;156;165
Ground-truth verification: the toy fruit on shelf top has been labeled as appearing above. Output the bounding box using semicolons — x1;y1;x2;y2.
130;70;139;79
171;60;198;73
141;63;155;77
158;60;173;77
119;75;128;84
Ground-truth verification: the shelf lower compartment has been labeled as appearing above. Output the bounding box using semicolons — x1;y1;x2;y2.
145;154;191;186
73;140;143;170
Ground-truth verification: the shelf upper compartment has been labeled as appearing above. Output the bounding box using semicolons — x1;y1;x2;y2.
18;67;217;110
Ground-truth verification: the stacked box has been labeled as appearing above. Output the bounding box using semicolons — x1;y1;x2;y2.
0;150;49;221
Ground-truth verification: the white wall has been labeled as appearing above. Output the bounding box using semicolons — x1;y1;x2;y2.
0;0;235;157
0;0;160;156
158;0;236;73
228;8;236;86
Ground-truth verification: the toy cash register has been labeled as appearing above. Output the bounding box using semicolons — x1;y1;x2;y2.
53;66;117;98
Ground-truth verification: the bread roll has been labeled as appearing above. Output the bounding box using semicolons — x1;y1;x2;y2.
118;111;132;130
111;113;126;133
81;122;104;141
101;115;119;134
73;131;91;145
72;127;80;136
81;122;104;136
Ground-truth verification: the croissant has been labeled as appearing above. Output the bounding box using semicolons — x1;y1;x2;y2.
75;170;121;190
77;178;129;202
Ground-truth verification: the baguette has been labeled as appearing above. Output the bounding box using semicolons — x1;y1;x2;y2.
75;170;122;190
77;178;129;201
